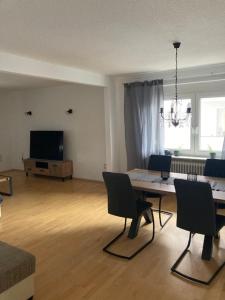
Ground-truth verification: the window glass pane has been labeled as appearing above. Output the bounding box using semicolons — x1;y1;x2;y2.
164;99;191;150
200;97;225;151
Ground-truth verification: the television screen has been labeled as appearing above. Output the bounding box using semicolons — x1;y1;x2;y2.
30;131;64;161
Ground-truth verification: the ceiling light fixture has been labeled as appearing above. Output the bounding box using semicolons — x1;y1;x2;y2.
160;42;191;127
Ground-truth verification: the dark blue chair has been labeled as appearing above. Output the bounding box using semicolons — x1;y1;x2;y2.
172;179;225;285
145;155;172;227
204;159;225;209
204;159;225;178
102;172;155;259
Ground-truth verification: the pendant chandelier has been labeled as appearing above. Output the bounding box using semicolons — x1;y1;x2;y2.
160;42;191;127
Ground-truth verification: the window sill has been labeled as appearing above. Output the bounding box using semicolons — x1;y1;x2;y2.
172;155;207;161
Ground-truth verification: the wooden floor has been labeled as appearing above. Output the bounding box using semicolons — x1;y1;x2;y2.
1;171;225;300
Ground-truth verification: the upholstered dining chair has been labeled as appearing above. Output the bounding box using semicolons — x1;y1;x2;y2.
172;179;225;284
204;159;225;178
145;154;172;228
204;159;225;209
102;172;155;260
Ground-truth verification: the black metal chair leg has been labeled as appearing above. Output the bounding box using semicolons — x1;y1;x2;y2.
103;218;128;259
171;232;192;270
152;196;173;228
171;232;225;285
103;211;155;260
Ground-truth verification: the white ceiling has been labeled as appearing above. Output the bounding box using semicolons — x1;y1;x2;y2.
0;0;224;75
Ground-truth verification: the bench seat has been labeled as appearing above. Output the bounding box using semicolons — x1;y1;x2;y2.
0;241;35;300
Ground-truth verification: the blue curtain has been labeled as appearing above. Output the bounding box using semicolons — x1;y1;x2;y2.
124;80;164;170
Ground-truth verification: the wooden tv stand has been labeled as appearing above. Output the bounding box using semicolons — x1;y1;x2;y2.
23;159;73;181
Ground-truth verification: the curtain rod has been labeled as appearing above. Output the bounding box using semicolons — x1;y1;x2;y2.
124;74;225;86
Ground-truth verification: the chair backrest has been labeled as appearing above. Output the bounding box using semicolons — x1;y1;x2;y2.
148;155;172;172
204;159;225;178
102;172;138;219
174;179;216;235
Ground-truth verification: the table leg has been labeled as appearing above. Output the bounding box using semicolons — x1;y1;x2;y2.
201;235;213;260
128;215;142;239
143;210;152;224
8;176;13;196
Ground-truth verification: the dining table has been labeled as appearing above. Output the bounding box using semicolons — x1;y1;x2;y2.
127;168;225;260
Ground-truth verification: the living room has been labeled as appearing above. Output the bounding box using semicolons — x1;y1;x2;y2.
0;1;225;300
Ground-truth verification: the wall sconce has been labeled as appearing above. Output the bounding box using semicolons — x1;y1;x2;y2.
66;109;73;114
25;111;32;116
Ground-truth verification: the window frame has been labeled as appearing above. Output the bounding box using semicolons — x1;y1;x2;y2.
163;91;225;158
163;92;196;156
195;91;225;157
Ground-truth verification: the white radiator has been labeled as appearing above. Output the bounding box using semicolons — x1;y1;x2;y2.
171;158;205;175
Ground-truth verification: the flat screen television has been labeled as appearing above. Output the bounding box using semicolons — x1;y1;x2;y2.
30;131;64;161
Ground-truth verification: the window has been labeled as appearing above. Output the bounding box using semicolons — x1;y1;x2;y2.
163;95;225;156
199;97;225;152
164;99;192;151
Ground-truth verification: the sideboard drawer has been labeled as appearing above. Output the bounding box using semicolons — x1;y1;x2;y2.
32;168;50;176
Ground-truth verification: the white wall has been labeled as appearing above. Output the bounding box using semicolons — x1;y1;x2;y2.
0;84;106;181
0;91;24;170
107;64;225;172
0;95;12;170
1;64;225;178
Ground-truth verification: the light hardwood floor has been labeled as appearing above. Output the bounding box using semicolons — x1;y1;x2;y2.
1;170;225;300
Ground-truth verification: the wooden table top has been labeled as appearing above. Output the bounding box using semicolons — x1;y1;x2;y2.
128;169;225;203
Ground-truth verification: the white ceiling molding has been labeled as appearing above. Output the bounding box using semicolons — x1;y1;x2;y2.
114;63;225;85
0;71;69;89
0;52;108;87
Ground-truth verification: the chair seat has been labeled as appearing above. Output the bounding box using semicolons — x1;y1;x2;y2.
216;214;225;232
